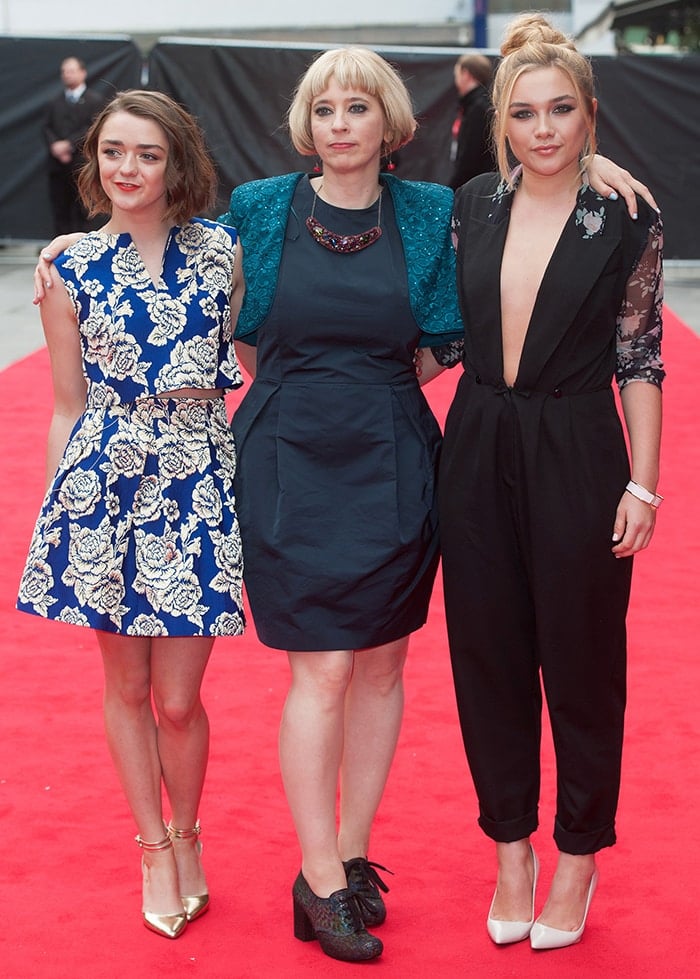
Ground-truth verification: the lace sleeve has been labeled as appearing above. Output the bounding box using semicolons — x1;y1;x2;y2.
616;214;665;390
432;338;464;367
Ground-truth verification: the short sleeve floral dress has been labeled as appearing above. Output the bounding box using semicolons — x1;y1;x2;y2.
17;218;245;638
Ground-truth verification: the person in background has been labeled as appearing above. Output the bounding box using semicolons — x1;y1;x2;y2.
448;53;494;189
437;13;663;951
44;56;104;234
19;91;246;940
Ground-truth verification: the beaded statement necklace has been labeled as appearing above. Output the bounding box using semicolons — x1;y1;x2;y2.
306;183;383;254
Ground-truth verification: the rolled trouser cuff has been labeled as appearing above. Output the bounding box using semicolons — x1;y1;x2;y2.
554;816;616;855
478;807;538;844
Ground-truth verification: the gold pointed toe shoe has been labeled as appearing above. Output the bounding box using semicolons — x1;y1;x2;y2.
169;820;210;921
136;832;188;939
181;893;210;922
142;908;189;939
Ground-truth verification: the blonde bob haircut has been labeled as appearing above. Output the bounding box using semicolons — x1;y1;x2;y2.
492;14;597;186
77;90;218;224
287;47;418;157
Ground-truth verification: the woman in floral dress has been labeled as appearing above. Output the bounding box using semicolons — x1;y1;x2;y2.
17;91;245;939
438;15;664;951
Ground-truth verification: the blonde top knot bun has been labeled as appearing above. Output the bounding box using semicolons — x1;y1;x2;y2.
491;13;598;186
500;13;575;57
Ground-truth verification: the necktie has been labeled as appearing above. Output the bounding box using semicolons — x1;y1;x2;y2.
450;108;463;163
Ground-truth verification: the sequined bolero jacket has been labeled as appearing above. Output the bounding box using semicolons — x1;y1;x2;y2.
219;172;463;345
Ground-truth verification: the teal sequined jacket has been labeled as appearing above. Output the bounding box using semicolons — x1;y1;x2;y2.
219;172;463;345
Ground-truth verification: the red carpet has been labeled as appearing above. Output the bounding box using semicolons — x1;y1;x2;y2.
2;310;698;978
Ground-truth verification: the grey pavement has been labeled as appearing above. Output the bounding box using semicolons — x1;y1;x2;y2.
0;244;45;371
0;242;698;373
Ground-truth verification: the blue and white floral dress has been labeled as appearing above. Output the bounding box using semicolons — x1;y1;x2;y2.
17;218;245;637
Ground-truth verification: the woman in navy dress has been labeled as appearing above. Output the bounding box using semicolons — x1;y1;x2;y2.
220;48;462;962
18;92;245;939
438;15;664;950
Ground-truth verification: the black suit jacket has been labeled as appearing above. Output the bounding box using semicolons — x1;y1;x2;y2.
448;87;494;190
45;88;104;171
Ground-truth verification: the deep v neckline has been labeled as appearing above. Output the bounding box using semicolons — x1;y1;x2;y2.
497;182;582;388
500;206;575;387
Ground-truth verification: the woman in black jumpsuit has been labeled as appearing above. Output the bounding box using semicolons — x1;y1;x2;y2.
438;15;664;950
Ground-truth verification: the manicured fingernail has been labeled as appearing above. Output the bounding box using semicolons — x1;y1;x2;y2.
42;252;52;259
608;191;618;201
612;533;621;542
45;280;51;287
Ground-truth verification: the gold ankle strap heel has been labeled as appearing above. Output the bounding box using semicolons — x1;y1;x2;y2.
135;833;188;939
135;832;172;851
168;820;210;921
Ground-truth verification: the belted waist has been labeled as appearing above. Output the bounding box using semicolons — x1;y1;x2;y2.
465;371;610;400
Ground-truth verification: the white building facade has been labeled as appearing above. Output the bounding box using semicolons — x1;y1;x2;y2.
3;1;466;34
0;1;615;50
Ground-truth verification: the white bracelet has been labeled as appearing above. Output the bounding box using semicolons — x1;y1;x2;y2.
625;480;663;509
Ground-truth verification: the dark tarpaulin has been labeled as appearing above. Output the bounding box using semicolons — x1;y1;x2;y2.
2;37;698;257
0;36;143;241
592;54;700;260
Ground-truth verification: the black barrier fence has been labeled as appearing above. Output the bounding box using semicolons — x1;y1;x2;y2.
1;36;698;257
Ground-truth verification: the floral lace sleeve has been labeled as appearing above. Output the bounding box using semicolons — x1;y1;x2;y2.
616;214;665;390
432;337;464;367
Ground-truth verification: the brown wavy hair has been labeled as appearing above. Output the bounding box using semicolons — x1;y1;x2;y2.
77;90;217;223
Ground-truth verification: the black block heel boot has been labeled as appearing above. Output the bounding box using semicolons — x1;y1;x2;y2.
292;872;383;962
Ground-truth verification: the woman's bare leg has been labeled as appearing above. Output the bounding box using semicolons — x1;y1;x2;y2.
279;649;353;897
536;852;597;930
151;636;214;900
98;632;181;915
337;636;409;860
490;839;536;922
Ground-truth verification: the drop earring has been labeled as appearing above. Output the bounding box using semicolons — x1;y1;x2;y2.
312;159;322;173
381;142;396;172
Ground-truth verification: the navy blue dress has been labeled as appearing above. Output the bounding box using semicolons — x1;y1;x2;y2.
232;178;441;650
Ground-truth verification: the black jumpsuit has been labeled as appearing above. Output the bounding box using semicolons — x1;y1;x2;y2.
438;174;664;854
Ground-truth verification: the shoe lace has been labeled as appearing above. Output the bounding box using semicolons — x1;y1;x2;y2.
330;890;365;932
346;858;393;897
